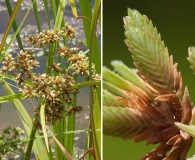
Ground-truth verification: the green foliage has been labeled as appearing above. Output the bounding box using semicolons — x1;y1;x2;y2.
0;127;24;155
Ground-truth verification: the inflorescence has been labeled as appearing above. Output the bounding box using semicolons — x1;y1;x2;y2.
0;23;100;127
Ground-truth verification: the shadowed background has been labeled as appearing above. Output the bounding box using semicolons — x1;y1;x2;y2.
103;0;195;159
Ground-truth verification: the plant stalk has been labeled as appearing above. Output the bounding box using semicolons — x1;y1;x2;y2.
24;123;37;160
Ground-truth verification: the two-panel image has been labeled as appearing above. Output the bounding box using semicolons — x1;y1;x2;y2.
0;0;195;159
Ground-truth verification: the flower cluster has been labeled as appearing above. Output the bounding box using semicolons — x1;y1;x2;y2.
1;51;39;85
20;74;78;127
66;106;83;116
1;54;15;73
0;127;24;155
58;46;78;58
0;24;100;128
21;74;78;101
68;51;89;75
26;29;63;47
26;23;76;47
62;23;76;40
57;47;100;79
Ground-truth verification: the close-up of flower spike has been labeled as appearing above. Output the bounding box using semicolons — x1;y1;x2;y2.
103;8;195;160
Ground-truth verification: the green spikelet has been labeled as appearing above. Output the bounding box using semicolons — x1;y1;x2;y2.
124;8;182;96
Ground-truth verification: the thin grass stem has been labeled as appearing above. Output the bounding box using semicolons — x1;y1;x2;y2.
24;123;37;160
31;0;42;32
5;0;23;50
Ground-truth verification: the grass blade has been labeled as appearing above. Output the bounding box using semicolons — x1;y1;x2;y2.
92;89;101;160
4;0;34;53
50;0;57;22
54;0;67;29
5;0;23;50
0;94;24;103
50;130;74;160
0;0;22;52
40;101;49;151
43;0;51;29
31;0;42;32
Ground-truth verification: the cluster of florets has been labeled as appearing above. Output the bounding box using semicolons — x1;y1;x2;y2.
0;24;100;127
26;23;75;47
20;73;78;127
1;51;39;85
21;74;78;102
66;106;83;116
62;23;76;40
58;46;78;58
68;51;89;75
0;127;24;155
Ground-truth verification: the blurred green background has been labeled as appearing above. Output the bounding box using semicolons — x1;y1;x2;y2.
103;0;195;159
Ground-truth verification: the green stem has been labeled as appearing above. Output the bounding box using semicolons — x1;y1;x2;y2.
50;0;57;22
43;0;51;29
75;80;100;89
24;123;37;160
66;75;77;159
46;44;55;74
31;0;42;32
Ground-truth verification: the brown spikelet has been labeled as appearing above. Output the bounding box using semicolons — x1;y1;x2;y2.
66;106;83;116
103;8;193;160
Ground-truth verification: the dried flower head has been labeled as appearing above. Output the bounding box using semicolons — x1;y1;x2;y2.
58;46;78;58
68;51;89;75
66;106;83;116
1;51;39;85
20;73;78;127
26;29;63;47
103;8;194;160
62;23;76;40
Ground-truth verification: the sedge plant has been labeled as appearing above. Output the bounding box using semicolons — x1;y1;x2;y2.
103;8;195;160
0;0;101;160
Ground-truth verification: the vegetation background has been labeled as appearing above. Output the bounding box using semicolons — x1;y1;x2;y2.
103;0;195;159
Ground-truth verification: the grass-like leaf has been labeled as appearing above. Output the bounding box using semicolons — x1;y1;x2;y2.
124;8;182;95
0;0;22;52
40;102;49;151
5;0;23;50
0;94;24;103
